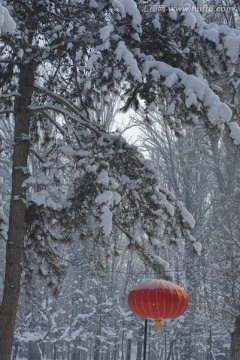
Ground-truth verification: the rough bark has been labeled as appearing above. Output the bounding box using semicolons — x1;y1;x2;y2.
0;62;35;360
229;315;240;360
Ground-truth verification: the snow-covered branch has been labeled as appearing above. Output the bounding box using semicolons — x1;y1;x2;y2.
0;108;14;115
0;92;19;100
0;4;16;35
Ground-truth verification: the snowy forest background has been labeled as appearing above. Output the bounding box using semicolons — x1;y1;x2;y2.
0;0;240;359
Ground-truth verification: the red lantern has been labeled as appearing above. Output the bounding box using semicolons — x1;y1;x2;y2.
128;278;188;332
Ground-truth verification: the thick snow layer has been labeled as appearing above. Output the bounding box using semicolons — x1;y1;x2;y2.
142;57;233;125
0;4;16;34
111;0;126;17
100;205;113;236
141;0;240;68
95;190;114;205
89;0;98;8
164;200;175;217
193;241;202;256
152;13;161;30
24;173;49;186
113;1;238;126
115;41;142;82
99;23;114;42
136;278;184;290
109;177;119;189
224;33;240;63
207;103;232;125
95;190;121;207
228;122;240;145
31;190;60;210
203;27;219;44
75;48;83;61
97;170;110;186
177;202;195;228
119;0;142;31
183;13;197;30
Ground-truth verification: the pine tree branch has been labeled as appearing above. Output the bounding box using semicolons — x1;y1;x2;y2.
29;149;44;164
0;92;20;101
27;103;102;135
0;108;14;115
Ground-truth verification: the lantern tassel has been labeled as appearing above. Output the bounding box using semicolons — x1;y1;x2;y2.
154;319;162;333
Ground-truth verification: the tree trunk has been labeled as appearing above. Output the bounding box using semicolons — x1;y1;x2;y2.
135;325;144;360
28;341;41;360
53;343;57;360
0;62;35;360
93;337;101;360
12;340;19;360
229;315;240;360
112;337;119;360
126;338;132;360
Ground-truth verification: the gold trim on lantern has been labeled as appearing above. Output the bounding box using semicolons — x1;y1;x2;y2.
154;319;162;333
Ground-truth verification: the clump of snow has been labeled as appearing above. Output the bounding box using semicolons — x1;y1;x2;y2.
84;80;91;91
113;191;121;204
182;75;232;124
89;0;98;8
224;33;240;63
100;205;113;236
228;122;240;145
177;202;195;228
115;41;142;82
31;190;60;210
86;164;97;172
141;56;233;125
203;27;219;44
167;101;175;115
95;190;121;206
183;75;206;102
164;200;175;217
99;23;114;42
183;13;196;30
97;170;109;186
17;49;24;58
0;4;16;34
23;173;49;186
151;0;240;67
111;0;126;16
152;13;161;30
109;177;119;189
136;277;183;290
193;241;202;256
119;0;142;32
75;48;83;61
96;191;114;205
207;103;232;125
164;72;178;87
185;90;198;108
